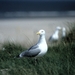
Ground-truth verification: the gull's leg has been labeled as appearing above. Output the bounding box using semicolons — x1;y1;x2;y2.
34;58;37;65
34;58;39;65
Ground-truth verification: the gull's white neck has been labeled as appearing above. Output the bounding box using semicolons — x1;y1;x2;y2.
55;30;59;35
54;30;59;36
52;29;59;39
37;34;46;44
62;31;66;37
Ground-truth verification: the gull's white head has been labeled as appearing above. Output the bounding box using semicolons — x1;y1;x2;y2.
56;26;61;30
37;29;45;35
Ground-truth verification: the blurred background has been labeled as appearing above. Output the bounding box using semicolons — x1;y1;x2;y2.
0;0;75;47
0;0;75;18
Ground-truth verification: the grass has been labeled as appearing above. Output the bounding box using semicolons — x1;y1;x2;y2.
0;42;75;75
0;24;75;75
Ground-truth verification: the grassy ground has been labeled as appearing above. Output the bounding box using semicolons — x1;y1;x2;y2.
0;24;75;75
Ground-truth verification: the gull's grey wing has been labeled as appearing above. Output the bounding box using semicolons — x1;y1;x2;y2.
28;44;38;50
20;45;41;57
49;36;53;41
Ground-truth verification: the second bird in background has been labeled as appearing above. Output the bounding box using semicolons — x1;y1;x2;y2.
48;26;61;43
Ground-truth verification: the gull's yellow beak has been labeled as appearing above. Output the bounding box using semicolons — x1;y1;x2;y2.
36;32;40;35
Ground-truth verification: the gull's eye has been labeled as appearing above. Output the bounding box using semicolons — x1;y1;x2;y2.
41;31;43;32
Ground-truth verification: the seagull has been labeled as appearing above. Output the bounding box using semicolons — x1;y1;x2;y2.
62;27;66;38
17;29;48;58
48;26;61;43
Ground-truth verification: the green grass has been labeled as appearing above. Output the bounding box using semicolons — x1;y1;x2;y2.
0;24;75;75
0;41;75;75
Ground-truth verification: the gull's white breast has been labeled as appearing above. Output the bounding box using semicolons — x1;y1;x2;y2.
36;42;48;57
53;34;58;39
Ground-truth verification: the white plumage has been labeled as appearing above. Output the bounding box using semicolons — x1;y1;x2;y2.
49;26;61;42
62;27;66;38
18;29;48;58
